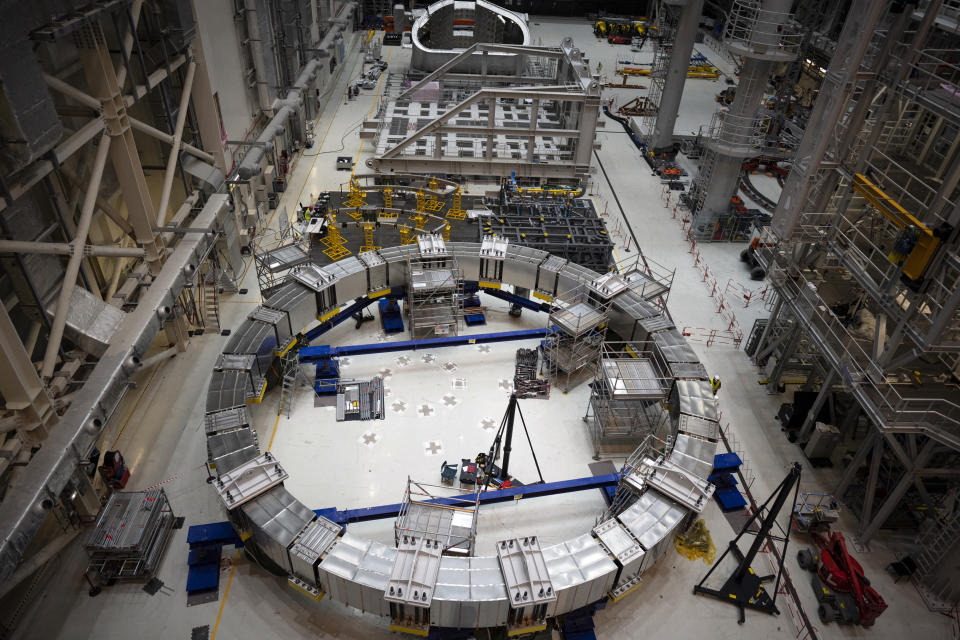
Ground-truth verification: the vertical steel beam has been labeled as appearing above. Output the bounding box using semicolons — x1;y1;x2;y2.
860;434;884;531
797;368;838;441
765;324;801;392
40;134;112;379
835;429;877;497
651;0;705;151
859;438;937;543
188;26;230;173
0;304;56;431
77;25;163;274
156;60;198;226
771;0;887;240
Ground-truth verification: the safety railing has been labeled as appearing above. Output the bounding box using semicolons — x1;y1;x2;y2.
724;0;802;58
757;243;960;447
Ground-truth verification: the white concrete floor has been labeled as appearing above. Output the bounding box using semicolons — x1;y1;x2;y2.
11;18;954;640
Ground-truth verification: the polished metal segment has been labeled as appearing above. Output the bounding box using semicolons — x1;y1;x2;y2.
669;433;717;479
617;491;687;570
431;556;510;628
319;533;397;616
207;426;259;474
497;536;556;607
213;452;287;508
385;535;444;607
675;378;720;421
542;534;617;615
241;486;315;573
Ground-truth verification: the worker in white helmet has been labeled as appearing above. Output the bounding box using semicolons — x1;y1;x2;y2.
710;375;721;396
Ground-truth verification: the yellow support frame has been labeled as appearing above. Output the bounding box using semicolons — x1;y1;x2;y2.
852;173;940;280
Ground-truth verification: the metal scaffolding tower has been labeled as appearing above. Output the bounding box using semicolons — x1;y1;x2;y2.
542;284;612;393
748;0;960;609
406;234;463;338
688;0;801;238
583;342;673;459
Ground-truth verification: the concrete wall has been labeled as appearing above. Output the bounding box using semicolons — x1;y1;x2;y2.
193;0;258;143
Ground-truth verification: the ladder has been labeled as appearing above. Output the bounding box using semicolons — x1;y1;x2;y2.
278;349;304;418
200;263;220;332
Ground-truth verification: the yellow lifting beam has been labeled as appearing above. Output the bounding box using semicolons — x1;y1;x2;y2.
852;173;940;280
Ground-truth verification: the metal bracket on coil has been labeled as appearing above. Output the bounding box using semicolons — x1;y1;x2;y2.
479;235;509;258
213;452;288;509
496;536;556;608
635;456;715;513
588;272;629;300
292;263;337;292
384;534;443;608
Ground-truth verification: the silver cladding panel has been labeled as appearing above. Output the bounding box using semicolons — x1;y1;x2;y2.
617;492;686;571
196;239;722;625
357;251;388;291
431;556;510;628
289;516;342;587
206;370;249;413
207;426;259;473
241;486;315;573
318;533;396;616
675;379;720;422
263;281;316;334
669;434;717;480
591;519;645;581
542;534;617;616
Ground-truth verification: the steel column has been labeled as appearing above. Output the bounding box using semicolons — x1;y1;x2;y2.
859;438;937;543
651;0;705;150
797;368;838;441
835;429;878;497
860;434;884;531
156;60;198;226
0;304;56;432
40;134;112;379
77;26;164;274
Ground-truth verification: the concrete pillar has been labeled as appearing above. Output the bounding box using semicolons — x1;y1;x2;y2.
651;0;705;151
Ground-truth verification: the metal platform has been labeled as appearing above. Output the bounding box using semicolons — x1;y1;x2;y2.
85;489;176;582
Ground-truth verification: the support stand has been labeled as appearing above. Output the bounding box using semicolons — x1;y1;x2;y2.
482;394;544;488
693;462;802;624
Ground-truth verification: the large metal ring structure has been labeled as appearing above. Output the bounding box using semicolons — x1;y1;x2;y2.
205;240;720;633
411;0;531;73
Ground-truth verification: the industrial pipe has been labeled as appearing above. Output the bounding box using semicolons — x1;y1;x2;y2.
156;60;198;226
0;240;145;258
139;345;179;370
40;135;113;379
236;1;356;179
0;529;79;600
244;0;274;117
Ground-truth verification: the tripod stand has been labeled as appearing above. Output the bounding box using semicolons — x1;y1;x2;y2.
480;393;544;489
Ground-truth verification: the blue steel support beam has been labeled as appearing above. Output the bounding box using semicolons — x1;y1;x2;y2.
187;473;621;544
480;286;553;313
304;296;378;342
299;328;552;362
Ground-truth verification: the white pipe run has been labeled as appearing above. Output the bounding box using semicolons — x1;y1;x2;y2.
236;1;356;179
40;135;113;379
156;60;198;227
0;240;145;258
139;345;179;369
